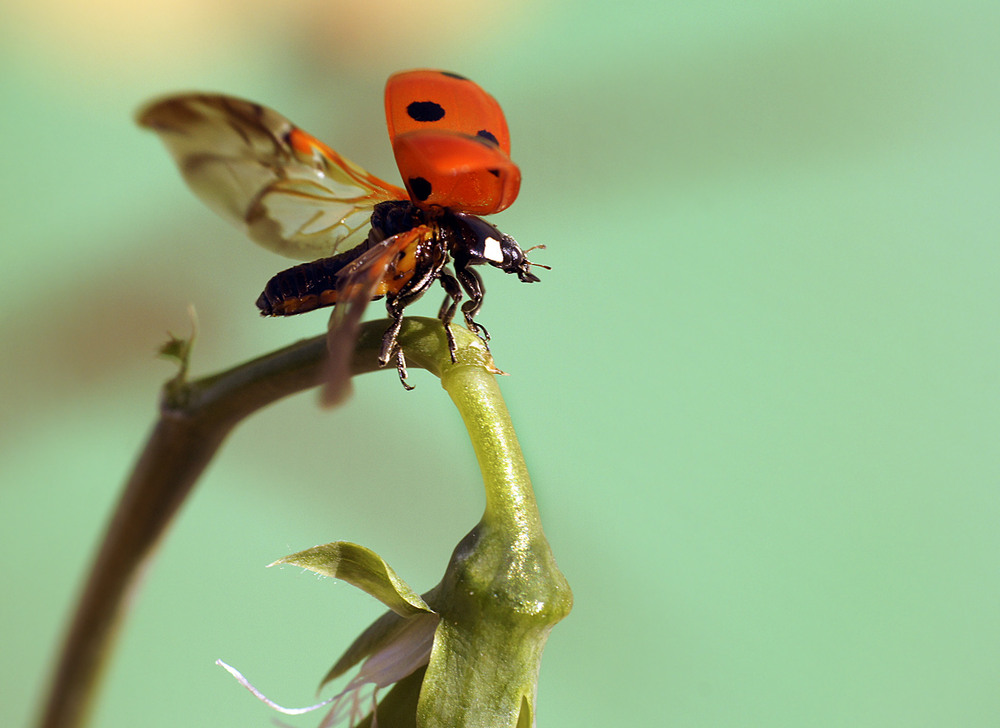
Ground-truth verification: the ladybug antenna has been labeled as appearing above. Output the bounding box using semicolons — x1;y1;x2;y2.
524;245;551;270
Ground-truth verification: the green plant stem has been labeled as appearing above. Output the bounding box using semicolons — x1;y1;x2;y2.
422;351;572;728
443;366;539;533
326;324;572;728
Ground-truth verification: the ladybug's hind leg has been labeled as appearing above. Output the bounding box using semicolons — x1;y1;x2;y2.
378;302;415;391
378;249;446;389
394;349;415;391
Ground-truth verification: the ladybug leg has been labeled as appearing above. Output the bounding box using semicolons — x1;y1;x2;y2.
378;295;404;363
457;266;490;344
378;297;416;391
437;271;463;362
378;249;448;388
394;348;415;391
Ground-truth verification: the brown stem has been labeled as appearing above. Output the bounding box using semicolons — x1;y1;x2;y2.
35;326;388;728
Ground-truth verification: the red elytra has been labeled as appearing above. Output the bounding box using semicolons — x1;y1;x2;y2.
393;130;520;215
385;69;511;154
385;70;519;215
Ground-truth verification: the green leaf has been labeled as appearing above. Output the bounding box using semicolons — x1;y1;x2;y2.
272;542;433;618
158;305;197;377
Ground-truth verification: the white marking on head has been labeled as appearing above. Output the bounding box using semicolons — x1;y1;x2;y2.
483;236;504;263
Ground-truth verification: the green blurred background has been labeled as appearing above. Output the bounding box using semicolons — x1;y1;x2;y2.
4;0;999;725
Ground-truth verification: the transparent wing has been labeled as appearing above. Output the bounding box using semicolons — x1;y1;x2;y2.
138;93;408;261
321;226;429;405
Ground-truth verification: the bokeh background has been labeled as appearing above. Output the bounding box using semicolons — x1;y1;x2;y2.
4;0;999;725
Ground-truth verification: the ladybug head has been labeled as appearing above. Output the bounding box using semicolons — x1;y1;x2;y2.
499;239;546;283
454;214;548;283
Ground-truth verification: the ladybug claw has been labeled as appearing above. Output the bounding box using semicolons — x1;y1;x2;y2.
443;323;459;363
394;348;414;390
469;321;490;344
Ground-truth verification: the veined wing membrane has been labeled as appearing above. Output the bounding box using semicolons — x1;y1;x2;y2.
138;94;407;261
322;226;429;405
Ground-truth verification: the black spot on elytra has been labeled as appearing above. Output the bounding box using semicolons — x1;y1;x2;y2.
408;176;432;201
441;71;468;80
487;169;501;177
477;129;499;146
407;101;445;123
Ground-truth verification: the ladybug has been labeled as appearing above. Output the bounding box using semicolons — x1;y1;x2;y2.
139;70;545;401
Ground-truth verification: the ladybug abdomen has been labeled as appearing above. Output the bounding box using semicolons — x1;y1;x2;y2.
256;243;378;316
